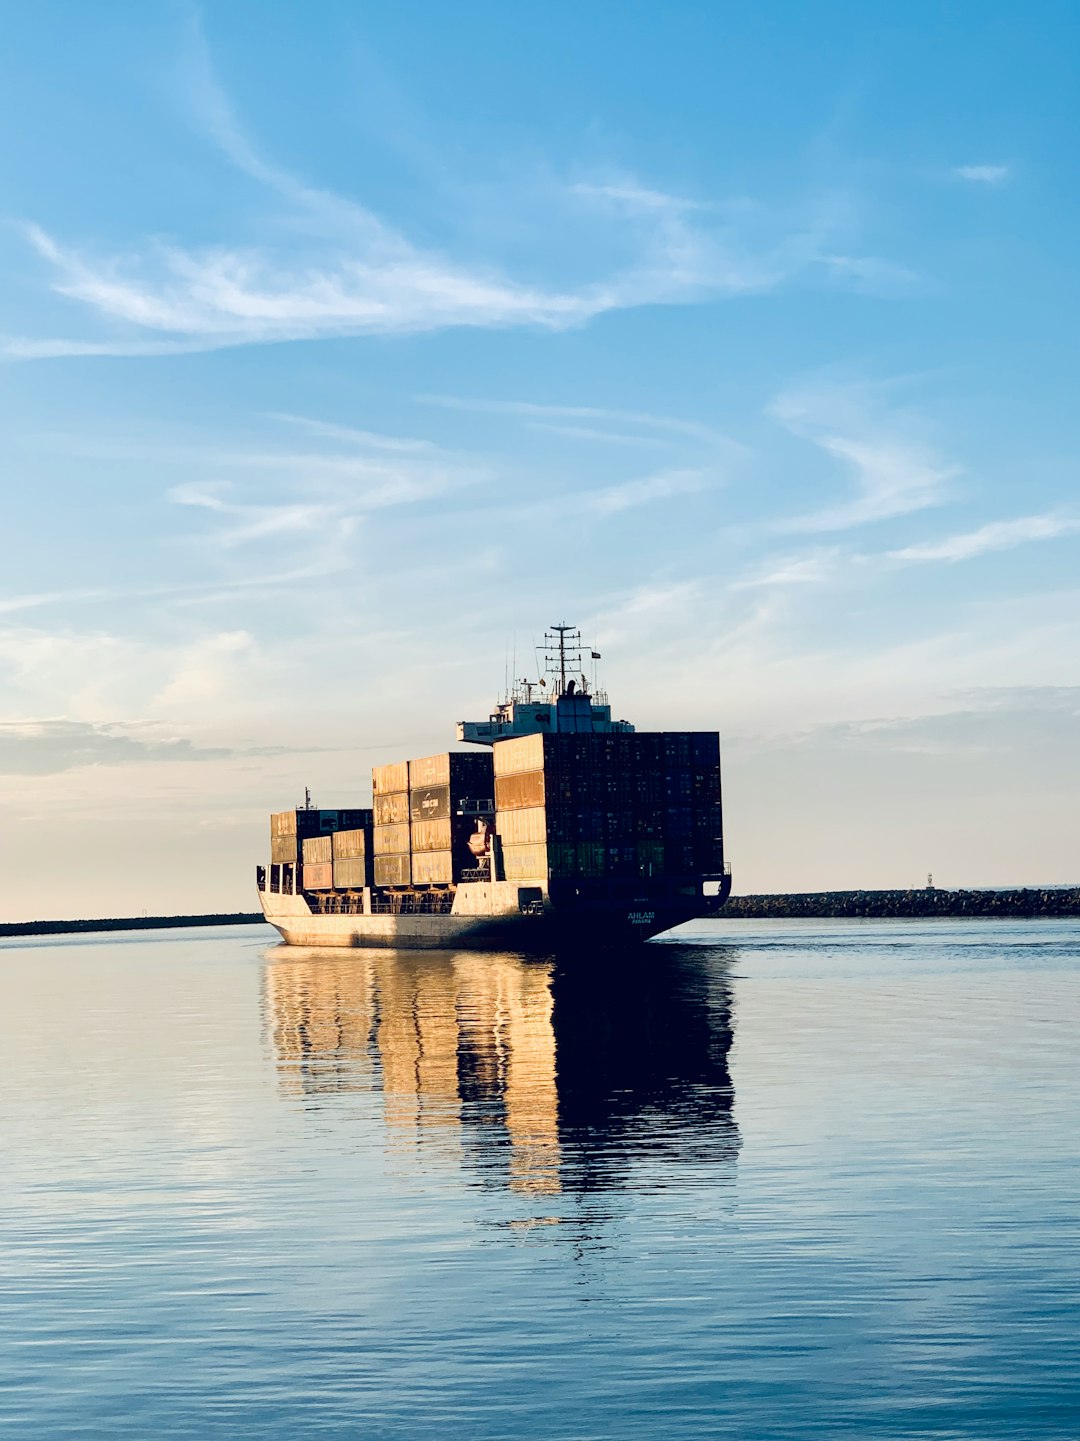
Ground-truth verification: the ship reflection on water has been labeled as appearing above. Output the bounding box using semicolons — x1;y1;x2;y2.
262;944;739;1200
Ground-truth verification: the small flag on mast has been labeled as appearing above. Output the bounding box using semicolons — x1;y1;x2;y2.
591;651;601;660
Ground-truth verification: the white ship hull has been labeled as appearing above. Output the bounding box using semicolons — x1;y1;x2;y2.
258;879;720;951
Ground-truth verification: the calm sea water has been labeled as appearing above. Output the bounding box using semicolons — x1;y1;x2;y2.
2;918;1078;1438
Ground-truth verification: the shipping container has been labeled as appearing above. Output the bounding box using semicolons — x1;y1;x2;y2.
494;771;545;812
409;785;450;823
374;854;411;887
303;861;333;890
271;808;370;839
410;817;452;852
495;807;548;847
373;822;410;855
373;792;409;826
271;835;297;865
333;855;367;889
409;751;495;792
302;834;333;865
332;828;367;859
411;850;453;885
500;843;549;880
408;752;451;789
493;732;546;777
372;761;409;795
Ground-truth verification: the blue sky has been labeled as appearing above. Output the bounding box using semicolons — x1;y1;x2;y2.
1;2;1078;916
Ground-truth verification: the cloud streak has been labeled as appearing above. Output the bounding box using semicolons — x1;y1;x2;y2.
953;164;1011;185
769;378;958;532
891;513;1080;563
3;41;915;359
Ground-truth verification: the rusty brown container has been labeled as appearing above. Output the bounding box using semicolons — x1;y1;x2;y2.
270;810;297;838
494;771;546;811
302;861;333;890
270;834;297;865
373;792;409;826
372;761;409;795
373;822;410;855
411;850;453;885
302;834;333;865
495;807;548;847
332;828;367;859
374;854;411;887
333;855;366;889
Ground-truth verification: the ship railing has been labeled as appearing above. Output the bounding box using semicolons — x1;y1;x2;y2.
312;893;365;915
369;890;455;916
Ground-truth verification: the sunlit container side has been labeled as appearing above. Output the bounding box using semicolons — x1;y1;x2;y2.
494;771;546;811
302;834;333;865
332;828;367;859
270;811;297;838
493;732;546;777
408;753;451;789
333;856;366;889
411;850;453;885
411;818;452;852
373;761;409;795
373;823;411;855
496;807;548;847
374;792;409;826
374;854;411;887
271;835;298;865
303;861;334;890
500;843;549;880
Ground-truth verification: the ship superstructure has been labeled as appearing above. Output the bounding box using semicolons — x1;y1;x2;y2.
257;625;731;948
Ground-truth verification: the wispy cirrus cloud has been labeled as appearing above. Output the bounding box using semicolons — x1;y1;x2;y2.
419;393;740;454
953;164;1012;185
728;549;841;591
769;378;959;532
890;513;1080;563
2;36;915;359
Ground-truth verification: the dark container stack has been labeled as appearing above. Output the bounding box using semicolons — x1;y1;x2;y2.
408;752;494;886
493;731;723;882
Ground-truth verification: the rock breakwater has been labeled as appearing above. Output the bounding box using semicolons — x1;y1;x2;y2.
724;888;1080;919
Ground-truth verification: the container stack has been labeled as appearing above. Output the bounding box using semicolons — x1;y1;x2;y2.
301;833;333;891
270;808;373;887
332;826;371;890
408;752;495;886
493;732;723;882
371;753;495;888
372;761;411;888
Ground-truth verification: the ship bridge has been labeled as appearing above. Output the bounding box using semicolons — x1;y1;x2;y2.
456;623;635;746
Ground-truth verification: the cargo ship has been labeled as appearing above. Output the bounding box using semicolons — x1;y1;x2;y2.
257;624;731;948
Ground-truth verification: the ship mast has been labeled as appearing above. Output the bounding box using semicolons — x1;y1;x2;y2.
542;622;585;698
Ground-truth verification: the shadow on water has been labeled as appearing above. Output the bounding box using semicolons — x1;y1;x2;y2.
262;942;740;1202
